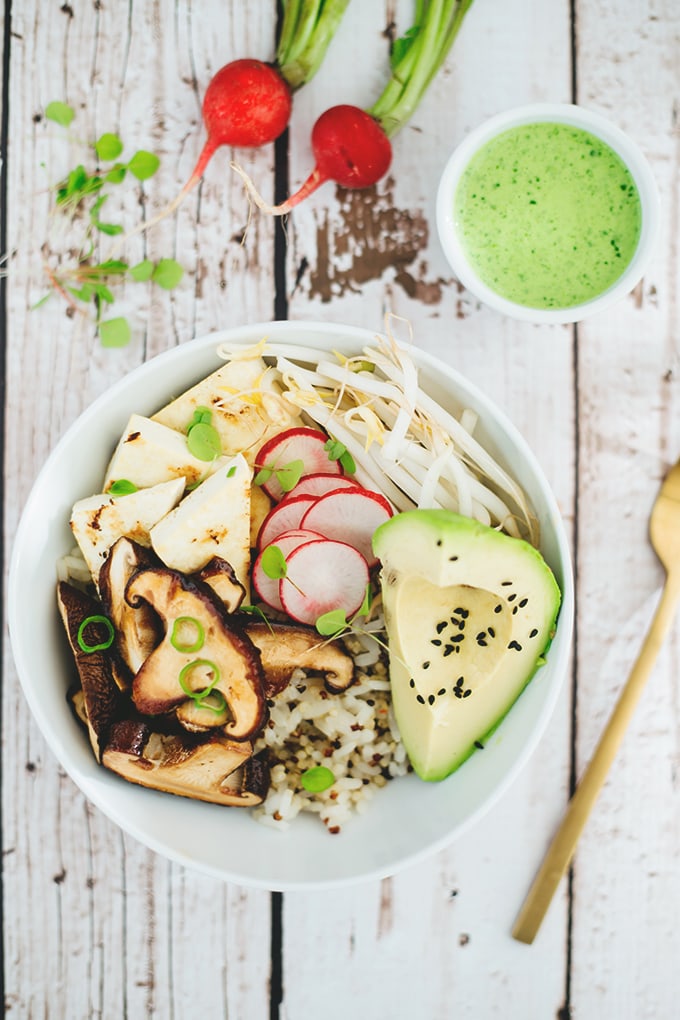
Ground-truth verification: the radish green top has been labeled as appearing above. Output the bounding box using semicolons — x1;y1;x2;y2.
453;121;642;309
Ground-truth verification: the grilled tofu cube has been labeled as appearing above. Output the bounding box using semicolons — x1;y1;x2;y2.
102;414;212;492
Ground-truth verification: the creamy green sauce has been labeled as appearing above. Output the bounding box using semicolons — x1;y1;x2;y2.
454;122;642;309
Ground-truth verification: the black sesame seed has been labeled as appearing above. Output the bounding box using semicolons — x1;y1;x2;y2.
476;631;486;641
501;581;512;587
494;604;502;614
431;638;442;646
455;676;464;687
508;640;522;651
416;695;426;705
512;607;518;615
474;740;485;750
529;628;538;638
428;694;436;705
443;645;454;657
488;627;495;637
455;608;469;618
422;660;431;669
477;638;487;647
438;688;446;696
436;539;442;546
508;593;517;602
449;555;458;561
450;634;464;643
436;620;448;634
454;688;463;699
463;689;472;698
409;678;415;688
519;598;528;607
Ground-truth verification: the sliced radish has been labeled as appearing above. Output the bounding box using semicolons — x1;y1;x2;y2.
257;494;317;549
300;488;393;568
252;529;324;611
279;538;369;626
284;471;361;501
255;427;342;501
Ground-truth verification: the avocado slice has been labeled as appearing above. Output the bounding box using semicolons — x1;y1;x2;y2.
372;510;561;781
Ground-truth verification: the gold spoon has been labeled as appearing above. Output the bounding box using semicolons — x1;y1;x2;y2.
512;458;680;944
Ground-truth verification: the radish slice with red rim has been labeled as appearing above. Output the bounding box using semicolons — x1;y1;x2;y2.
279;538;369;626
300;488;393;568
284;472;361;501
255;426;343;501
257;494;317;549
252;529;324;611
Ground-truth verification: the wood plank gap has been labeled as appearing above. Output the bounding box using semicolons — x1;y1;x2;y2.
569;0;578;103
269;891;284;1020
0;0;13;1007
273;124;289;322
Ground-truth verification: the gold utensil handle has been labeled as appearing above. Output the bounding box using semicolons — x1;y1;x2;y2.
512;574;680;944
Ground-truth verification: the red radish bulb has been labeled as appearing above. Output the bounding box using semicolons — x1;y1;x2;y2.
235;104;393;215
188;59;292;187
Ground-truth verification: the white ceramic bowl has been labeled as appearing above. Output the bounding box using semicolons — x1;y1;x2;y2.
436;103;660;324
9;321;574;889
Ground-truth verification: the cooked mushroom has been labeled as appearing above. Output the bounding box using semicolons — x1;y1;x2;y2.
241;620;355;696
99;537;162;686
197;556;246;613
126;566;266;740
57;581;123;762
102;720;269;806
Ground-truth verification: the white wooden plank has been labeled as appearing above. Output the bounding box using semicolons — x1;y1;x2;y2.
2;2;278;1017
281;1;576;1016
571;0;680;1014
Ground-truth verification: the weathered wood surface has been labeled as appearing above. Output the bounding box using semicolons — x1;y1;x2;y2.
2;1;678;1017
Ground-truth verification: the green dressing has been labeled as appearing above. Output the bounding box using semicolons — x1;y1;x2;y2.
454;122;642;309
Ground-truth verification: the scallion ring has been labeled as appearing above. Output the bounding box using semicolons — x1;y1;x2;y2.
178;659;220;702
195;690;228;715
77;614;115;654
170;616;205;654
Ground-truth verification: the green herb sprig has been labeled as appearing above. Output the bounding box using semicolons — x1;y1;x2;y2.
40;102;183;347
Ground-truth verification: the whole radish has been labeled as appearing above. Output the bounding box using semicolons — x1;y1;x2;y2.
235;0;475;215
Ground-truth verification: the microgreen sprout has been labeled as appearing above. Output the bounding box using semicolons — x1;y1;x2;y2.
261;545;288;580
254;458;305;493
107;478;138;496
38;105;183;346
300;766;335;793
186;407;221;461
315;583;372;638
324;437;356;475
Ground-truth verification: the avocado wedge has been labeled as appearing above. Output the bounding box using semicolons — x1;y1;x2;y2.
372;510;561;781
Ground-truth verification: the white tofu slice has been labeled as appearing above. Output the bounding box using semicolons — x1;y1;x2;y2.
151;357;302;464
70;478;185;583
102;414;212;492
150;454;252;595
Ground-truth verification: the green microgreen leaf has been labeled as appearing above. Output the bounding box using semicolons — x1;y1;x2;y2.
95;259;128;274
260;545;288;580
93;282;115;305
356;583;372;618
227;465;237;478
191;407;213;426
107;478;138;496
187;421;221;461
68;283;95;302
275;459;305;493
128;259;154;282
151;258;183;290
315;608;349;637
98;316;131;348
95;132;124;161
324;437;356;475
105;163;127;184
300;766;335;793
89;194;123;236
254;466;273;486
45;101;75;127
128;149;160;181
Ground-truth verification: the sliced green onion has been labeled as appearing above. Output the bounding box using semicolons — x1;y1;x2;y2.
194;690;227;715
178;659;220;702
170;616;205;654
77;614;115;653
300;766;335;793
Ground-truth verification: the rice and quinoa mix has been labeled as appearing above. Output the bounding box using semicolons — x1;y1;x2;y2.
254;637;411;833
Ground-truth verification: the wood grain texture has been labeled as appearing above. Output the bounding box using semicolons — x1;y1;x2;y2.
3;0;679;1017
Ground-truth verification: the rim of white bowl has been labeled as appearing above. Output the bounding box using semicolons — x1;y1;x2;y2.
8;322;575;889
436;102;660;325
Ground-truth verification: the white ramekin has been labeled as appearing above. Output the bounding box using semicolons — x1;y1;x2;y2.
436;103;660;325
